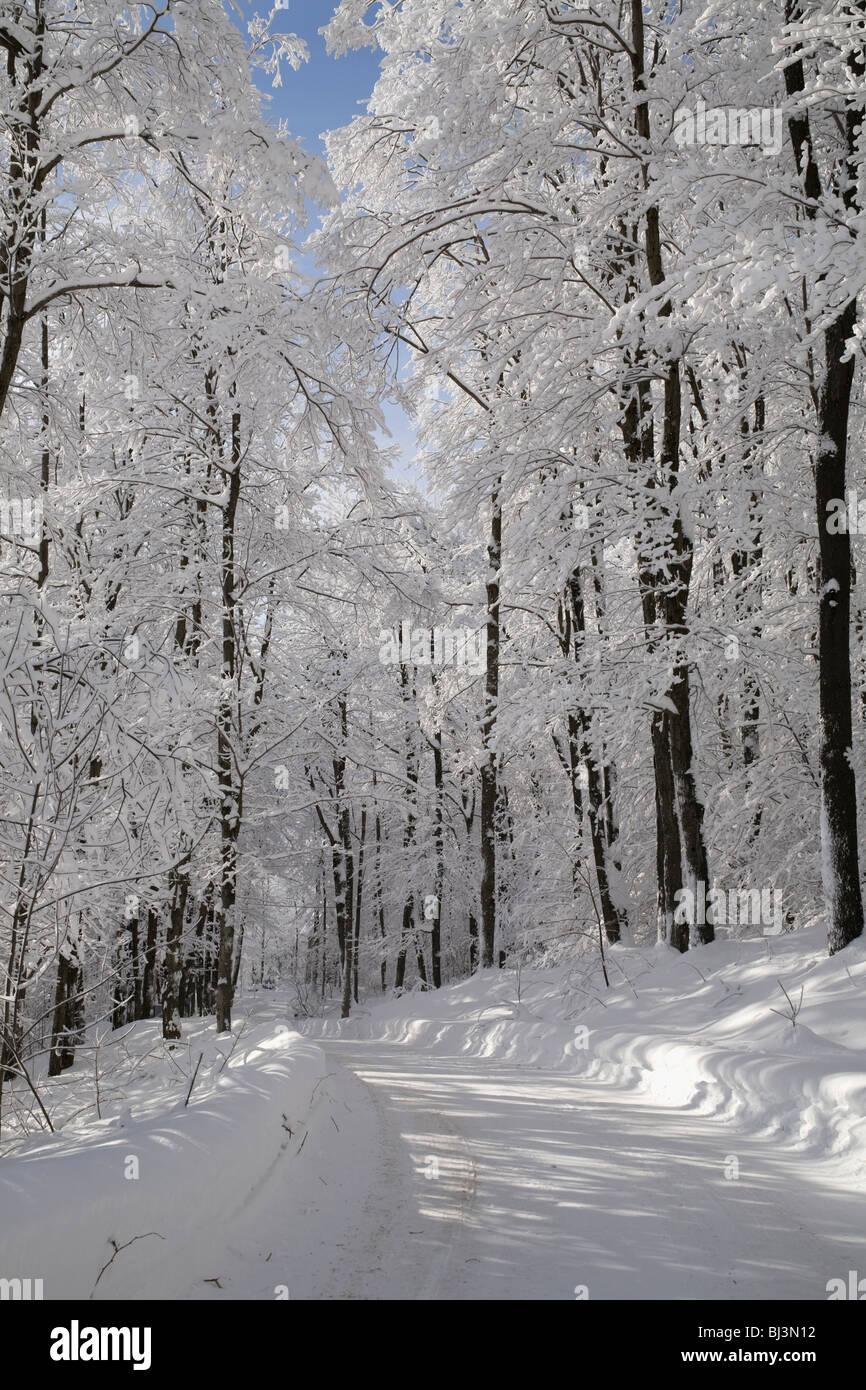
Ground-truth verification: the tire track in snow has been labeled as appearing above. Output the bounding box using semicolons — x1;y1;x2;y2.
317;1051;477;1301
311;1039;865;1301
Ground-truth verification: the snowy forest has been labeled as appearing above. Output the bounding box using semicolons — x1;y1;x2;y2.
0;0;865;1311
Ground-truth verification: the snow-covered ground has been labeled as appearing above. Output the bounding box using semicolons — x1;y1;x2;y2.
312;926;866;1181
1;927;864;1299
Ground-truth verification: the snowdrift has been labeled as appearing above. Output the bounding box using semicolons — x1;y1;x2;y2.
308;927;866;1180
0;1025;327;1299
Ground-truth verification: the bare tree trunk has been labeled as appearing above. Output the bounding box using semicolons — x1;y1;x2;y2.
653;715;687;951
140;907;158;1018
589;532;629;936
325;683;356;1016
162;870;189;1041
215;409;242;1033
783;12;864;954
479;488;501;968
232;922;245;991
307;863;321;994
431;728;445;988
468;913;479;973
558;551;627;944
395;623;421;989
624;0;712;948
372;771;388;991
730;393;765;841
1;787;39;1078
339;781;359;1019
461;779;479;974
817;297;864;954
320;858;328;1000
621;375;688;950
48;932;84;1077
429;645;445;988
352;805;367;1003
0;9;45;424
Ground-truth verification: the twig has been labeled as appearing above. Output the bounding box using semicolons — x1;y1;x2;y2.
91;1232;165;1294
770;980;804;1028
217;1021;247;1074
309;1071;336;1104
0;1029;54;1133
184;1052;204;1106
93;1041;102;1120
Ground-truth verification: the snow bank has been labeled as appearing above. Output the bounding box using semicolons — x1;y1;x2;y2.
306;927;866;1181
0;1025;327;1299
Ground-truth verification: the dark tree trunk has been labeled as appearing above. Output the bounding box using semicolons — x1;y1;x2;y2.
784;12;864;954
0;13;45;425
48;939;83;1077
372;776;388;991
817;301;864;954
429;642;445;989
140;907;158;1019
558;555;627;944
653;715;687;951
479;488;501;968
352;805;366;1004
395;624;420;989
339;780;358;1018
162;871;189;1041
468;914;479;974
129;913;143;1019
232;921;245;992
729;396;765;841
431;728;444;988
215;410;242;1033
620;1;713;948
320;859;329;1000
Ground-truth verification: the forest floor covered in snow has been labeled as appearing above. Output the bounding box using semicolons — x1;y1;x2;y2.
1;926;864;1299
313;926;866;1181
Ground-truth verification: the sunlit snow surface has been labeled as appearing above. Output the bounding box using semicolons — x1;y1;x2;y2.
1;926;864;1299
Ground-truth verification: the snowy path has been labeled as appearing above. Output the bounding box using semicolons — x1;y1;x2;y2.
283;1039;863;1301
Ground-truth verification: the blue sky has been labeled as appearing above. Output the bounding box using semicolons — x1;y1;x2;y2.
235;3;418;468
239;1;383;154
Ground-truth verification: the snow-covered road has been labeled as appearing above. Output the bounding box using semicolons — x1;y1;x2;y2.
280;1039;862;1301
9;937;862;1302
